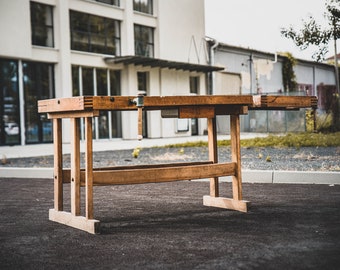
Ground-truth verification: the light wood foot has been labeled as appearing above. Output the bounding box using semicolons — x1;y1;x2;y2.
49;209;100;234
203;195;249;213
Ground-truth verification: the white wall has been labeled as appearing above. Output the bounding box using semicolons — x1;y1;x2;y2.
295;63;335;91
215;49;284;94
157;0;206;64
0;0;32;59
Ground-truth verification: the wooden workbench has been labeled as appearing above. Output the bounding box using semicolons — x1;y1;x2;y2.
38;95;317;234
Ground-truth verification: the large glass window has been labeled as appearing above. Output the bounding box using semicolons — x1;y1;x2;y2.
70;11;120;55
23;61;55;144
72;66;122;139
134;24;154;57
30;2;54;47
133;0;153;14
0;59;20;145
96;0;120;6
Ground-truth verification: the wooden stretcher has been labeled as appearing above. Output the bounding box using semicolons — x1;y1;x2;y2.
38;94;317;234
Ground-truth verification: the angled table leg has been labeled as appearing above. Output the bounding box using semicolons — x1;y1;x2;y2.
203;113;249;213
70;118;81;216
53;118;63;211
50;115;99;234
230;114;242;200
85;117;94;219
207;117;219;197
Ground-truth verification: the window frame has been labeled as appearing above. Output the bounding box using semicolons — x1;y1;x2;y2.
95;0;120;6
133;0;153;14
30;2;54;47
134;24;154;57
72;66;122;139
190;76;200;94
70;10;121;56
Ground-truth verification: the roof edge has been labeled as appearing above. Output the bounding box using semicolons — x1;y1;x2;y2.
105;55;225;73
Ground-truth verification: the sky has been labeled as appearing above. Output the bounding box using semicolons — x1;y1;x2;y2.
204;0;339;61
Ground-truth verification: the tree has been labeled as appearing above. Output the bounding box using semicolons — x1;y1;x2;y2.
281;0;340;131
281;52;298;92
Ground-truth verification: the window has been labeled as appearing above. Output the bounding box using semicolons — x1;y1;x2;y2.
0;59;20;145
190;76;199;94
133;0;153;14
134;24;154;57
137;72;148;92
30;2;54;47
72;66;122;139
23;61;55;144
70;11;121;55
96;0;119;6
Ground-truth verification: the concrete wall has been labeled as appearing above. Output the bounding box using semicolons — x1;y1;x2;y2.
213;44;337;133
214;45;336;97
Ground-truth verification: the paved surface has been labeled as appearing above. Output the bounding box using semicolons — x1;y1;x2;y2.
1;178;340;269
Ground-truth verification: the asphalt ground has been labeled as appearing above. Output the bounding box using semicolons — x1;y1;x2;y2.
1;178;340;269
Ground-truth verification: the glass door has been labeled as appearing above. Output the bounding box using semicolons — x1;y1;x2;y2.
23;61;54;144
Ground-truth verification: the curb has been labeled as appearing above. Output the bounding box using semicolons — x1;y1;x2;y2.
1;167;339;185
0;167;54;179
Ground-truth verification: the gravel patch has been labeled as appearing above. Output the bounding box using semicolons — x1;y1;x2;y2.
1;146;339;172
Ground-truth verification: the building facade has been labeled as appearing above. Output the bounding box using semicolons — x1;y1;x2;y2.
209;42;337;133
0;0;216;146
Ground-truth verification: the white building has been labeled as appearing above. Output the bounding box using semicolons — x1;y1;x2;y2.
0;0;221;146
208;42;337;133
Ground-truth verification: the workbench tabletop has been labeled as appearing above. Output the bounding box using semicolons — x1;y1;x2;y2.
38;94;317;114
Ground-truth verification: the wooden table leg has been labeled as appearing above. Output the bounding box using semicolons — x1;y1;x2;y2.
85;117;94;219
70;118;81;216
208;117;219;197
230;114;242;200
203;114;249;212
49;116;99;234
53;118;63;211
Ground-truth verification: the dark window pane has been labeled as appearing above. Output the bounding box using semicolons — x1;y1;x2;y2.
190;76;199;94
110;70;121;138
137;72;147;91
72;66;80;96
133;0;153;14
134;24;154;57
0;59;20;145
70;11;120;55
96;69;108;96
82;68;94;96
23;61;54;143
30;2;54;47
